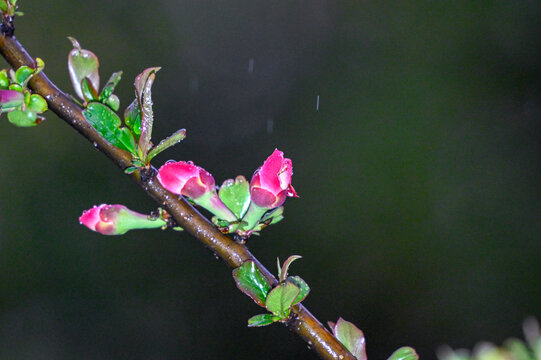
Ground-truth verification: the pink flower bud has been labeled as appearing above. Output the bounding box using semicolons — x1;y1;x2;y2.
157;161;216;199
79;204;165;235
249;149;298;209
0;89;24;112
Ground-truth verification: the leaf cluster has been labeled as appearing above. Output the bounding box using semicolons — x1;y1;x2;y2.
232;256;310;327
0;59;47;127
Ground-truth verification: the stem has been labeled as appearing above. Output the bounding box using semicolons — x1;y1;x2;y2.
0;31;356;360
193;190;237;222
241;202;268;230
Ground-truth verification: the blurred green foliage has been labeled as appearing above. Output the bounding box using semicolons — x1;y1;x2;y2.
0;1;540;359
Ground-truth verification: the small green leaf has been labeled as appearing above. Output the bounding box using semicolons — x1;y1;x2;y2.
27;94;48;113
7;109;41;127
387;347;419;360
0;69;9;89
247;314;278;327
14;65;33;85
219;175;250;219
104;94;120;111
35;58;45;73
124;166;138;174
68;37;100;101
134;67;160;157
81;77;99;102
279;255;302;283
8;83;22;92
330;318;367;360
147;128;186;162
83;102;137;154
232;260;272;307
504;339;533;360
99;71;122;101
286;276;310;305
124;98;141;140
0;1;8;12
260;206;284;225
265;282;300;319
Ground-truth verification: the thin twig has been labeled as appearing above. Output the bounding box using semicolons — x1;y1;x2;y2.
0;29;356;360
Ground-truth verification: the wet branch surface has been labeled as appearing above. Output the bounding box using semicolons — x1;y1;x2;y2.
0;29;356;360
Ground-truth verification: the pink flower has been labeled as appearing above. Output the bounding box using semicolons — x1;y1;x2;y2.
157;160;236;221
249;149;298;209
79;204;165;235
157;161;216;199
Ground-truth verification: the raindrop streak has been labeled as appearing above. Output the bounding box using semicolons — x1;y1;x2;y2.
189;75;199;94
266;117;274;134
248;58;254;73
316;95;320;111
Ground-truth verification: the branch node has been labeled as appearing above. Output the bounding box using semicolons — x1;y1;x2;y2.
0;14;14;37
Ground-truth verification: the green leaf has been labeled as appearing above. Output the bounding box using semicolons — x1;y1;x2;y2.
387;347;419;360
146;128;186;162
14;65;33;85
219;175;250;219
504;339;534;360
35;58;45;73
68;37;100;101
8;83;22;92
81;77;99;102
7;109;40;127
124;166;138;174
330;318;367;360
0;1;8;12
27;94;48;113
247;314;278;327
124;98;141;140
279;255;302;283
134;67;160;157
265;282;300;319
0;69;10;89
260;206;284;225
83;102;137;154
232;260;272;307
286;276;310;305
99;71;122;101
104;94;120;112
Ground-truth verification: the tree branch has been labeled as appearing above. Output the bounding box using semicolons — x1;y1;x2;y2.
0;30;356;360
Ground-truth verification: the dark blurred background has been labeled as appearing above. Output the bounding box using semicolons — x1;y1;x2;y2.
1;1;540;359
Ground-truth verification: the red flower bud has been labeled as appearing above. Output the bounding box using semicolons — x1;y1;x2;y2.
79;204;165;235
250;149;298;209
157;161;216;199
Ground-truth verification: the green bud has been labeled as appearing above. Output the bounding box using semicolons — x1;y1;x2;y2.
28;94;48;113
35;58;45;73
